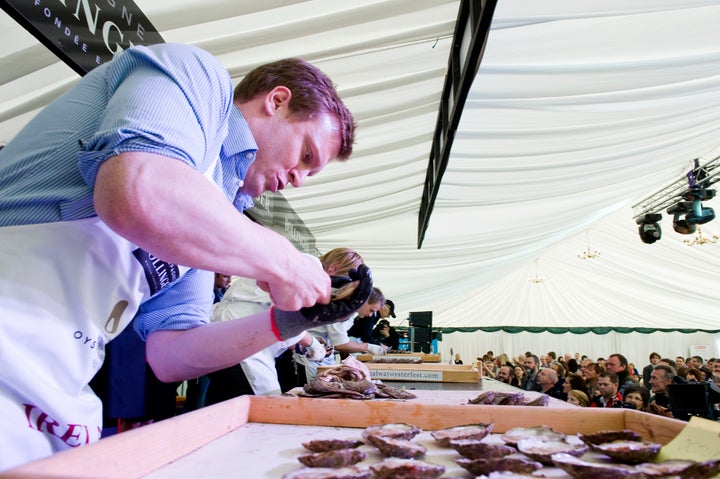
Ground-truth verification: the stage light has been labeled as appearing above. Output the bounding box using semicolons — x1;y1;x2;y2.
636;213;662;244
683;189;716;225
666;202;697;235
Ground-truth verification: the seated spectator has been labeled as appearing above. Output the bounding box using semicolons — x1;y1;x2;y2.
628;363;640;382
566;358;580;375
605;353;637;397
496;364;520;387
622;384;650;411
688;355;712;380
521;354;542;392
567;389;590;407
682;367;706;382
647;364;675;417
659;357;678;371
712;359;720;386
538;367;566;401
551;361;567;379
481;356;497;379
582;362;603;397
514;364;525;386
590;372;622;408
562;373;589;398
642;352;661;387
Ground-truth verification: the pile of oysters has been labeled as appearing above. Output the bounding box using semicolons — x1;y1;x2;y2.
281;423;720;479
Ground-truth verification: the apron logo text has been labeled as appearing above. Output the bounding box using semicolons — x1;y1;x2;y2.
73;330;102;350
132;248;181;296
23;404;101;447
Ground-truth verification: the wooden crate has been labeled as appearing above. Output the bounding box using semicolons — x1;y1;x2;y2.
2;395;687;479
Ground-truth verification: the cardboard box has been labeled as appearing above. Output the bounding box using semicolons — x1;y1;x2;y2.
2;395;686;479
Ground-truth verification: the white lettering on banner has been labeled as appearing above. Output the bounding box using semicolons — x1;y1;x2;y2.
370;370;444;382
32;0;149;65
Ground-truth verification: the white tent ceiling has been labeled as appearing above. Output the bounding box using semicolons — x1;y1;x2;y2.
2;1;720;360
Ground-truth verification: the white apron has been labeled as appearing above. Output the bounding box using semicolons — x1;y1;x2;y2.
0;218;191;470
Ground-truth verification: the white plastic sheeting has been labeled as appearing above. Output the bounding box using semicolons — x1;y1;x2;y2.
1;1;719;362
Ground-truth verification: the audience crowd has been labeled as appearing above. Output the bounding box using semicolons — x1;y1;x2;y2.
486;348;720;420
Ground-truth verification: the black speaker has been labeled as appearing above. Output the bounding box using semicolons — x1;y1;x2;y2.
409;311;432;328
412;327;432;343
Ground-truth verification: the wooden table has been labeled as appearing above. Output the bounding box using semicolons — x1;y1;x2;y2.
2;395;686;479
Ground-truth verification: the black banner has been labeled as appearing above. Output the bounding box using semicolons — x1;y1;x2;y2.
247;193;319;256
1;0;164;76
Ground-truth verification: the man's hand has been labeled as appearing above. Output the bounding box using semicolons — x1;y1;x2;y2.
270;265;373;340
259;253;331;311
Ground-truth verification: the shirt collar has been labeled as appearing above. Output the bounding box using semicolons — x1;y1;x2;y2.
223;105;258;180
222;106;258;211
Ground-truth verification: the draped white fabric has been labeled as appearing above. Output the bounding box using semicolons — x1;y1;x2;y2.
1;1;719;361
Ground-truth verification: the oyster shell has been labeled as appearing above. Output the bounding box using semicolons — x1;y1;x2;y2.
361;423;421;440
551;452;646;479
517;437;588;465
302;438;364;453
430;423;494;446
281;465;371;479
677;459;720;479
456;456;542;476
468;391;496;404
366;434;426;459
524;394;550;406
302;379;377;399
369;458;445;479
590;440;661;464
500;425;565;446
298;448;366;468
468;391;525;405
373;383;417;400
579;430;642;446
447;439;516;459
635;459;698;476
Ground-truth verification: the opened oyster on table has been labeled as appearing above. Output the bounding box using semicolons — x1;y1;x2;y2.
281;420;720;479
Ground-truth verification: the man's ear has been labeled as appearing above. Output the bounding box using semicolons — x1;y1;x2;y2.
264;86;292;115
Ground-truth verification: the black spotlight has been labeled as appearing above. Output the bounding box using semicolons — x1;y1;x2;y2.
636;213;662;244
667;202;697;235
682;189;716;225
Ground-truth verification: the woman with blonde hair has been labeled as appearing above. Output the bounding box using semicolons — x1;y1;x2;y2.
566;389;590;407
319;247;364;276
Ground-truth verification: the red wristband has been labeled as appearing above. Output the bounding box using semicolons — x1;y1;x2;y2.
269;307;283;341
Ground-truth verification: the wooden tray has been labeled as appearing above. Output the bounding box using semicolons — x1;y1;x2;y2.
2;395;686;479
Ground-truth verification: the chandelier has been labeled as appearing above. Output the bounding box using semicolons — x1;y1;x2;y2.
578;230;600;260
683;226;719;246
529;258;544;284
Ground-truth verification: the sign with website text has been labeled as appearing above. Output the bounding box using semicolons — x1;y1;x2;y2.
1;0;164;75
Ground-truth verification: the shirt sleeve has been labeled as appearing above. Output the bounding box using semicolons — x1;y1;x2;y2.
77;44;233;187
133;268;214;340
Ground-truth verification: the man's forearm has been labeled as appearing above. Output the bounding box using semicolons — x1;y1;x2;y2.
145;310;278;382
